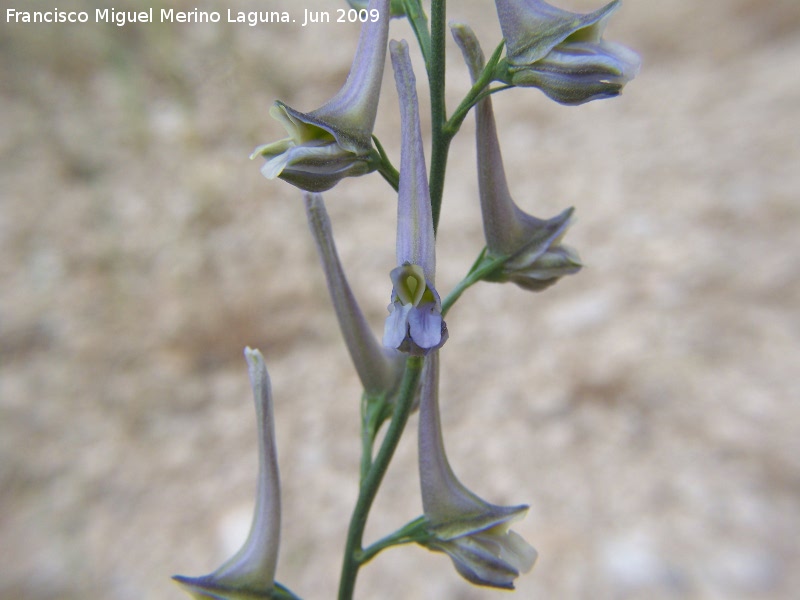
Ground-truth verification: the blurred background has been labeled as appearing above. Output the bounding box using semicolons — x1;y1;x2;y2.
2;0;799;598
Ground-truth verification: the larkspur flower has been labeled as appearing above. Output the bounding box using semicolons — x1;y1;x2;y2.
452;23;582;291
494;0;640;105
251;0;390;191
305;192;404;395
382;40;447;356
173;349;298;600
417;353;537;589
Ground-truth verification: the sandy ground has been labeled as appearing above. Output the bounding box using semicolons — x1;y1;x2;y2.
2;0;799;599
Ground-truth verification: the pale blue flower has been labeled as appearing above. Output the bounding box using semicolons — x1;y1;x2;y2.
251;0;391;191
452;23;582;291
418;353;537;589
382;40;447;355
173;349;298;600
494;0;640;105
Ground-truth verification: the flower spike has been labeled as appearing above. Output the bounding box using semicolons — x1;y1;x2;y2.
305;192;405;395
494;0;640;105
417;353;537;589
251;0;391;191
173;349;298;600
452;23;582;291
382;40;447;356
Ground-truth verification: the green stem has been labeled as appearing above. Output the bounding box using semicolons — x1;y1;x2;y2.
359;391;395;483
428;0;447;233
337;356;424;600
445;41;508;136
356;516;429;565
446;84;513;135
372;135;400;192
441;250;509;317
359;394;373;483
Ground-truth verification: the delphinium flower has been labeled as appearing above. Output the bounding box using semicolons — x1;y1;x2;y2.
382;40;447;355
494;0;641;105
305;192;405;396
173;349;298;600
452;23;582;291
251;0;390;191
417;352;537;589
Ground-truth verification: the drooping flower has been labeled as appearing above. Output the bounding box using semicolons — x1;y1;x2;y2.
173;349;298;600
251;0;391;191
382;40;447;356
305;192;405;395
452;23;582;291
417;352;537;589
494;0;640;105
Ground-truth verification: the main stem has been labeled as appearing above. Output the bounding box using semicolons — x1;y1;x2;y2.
337;356;424;600
428;0;448;233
